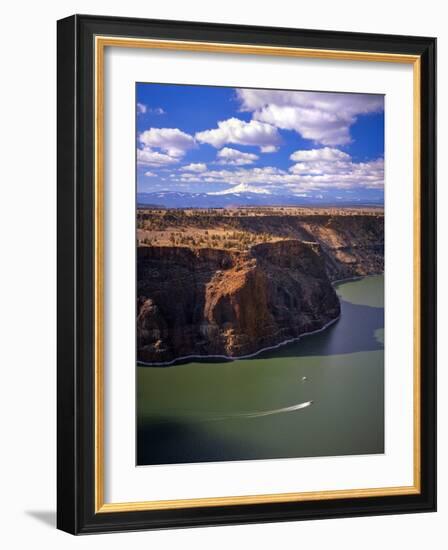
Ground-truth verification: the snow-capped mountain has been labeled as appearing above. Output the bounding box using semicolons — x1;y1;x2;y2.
137;189;384;208
208;183;272;196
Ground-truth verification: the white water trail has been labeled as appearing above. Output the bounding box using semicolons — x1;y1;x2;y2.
236;400;313;419
200;400;314;423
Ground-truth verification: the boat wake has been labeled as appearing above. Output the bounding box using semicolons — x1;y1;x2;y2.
147;400;313;424
206;400;313;422
237;400;313;418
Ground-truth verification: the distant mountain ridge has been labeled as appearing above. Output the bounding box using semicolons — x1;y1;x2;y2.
137;190;384;209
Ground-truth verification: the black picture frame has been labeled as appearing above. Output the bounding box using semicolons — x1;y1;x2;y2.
57;14;436;535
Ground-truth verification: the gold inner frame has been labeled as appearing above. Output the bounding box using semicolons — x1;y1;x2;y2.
94;36;421;513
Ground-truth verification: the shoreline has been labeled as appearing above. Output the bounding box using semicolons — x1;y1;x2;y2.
137;272;383;368
138;314;341;368
332;272;383;285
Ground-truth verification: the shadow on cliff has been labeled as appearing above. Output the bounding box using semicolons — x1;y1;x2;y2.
137;297;384;367
255;299;384;361
137;418;248;465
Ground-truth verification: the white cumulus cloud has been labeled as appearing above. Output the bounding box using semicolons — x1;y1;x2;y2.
195;117;280;152
290;147;351;162
216;147;259;165
167;147;383;194
139;128;196;158
236;89;383;146
289;148;384;188
180;163;208;173
137;127;196;167
137;147;180;167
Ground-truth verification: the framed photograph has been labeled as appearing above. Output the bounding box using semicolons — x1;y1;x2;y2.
57;14;436;534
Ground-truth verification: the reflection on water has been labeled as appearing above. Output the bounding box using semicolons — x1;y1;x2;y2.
137;275;384;465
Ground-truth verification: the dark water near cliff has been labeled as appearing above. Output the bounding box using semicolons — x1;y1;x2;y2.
137;275;384;465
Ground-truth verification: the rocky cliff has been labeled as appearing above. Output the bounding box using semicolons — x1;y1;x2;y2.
137;240;340;363
295;215;384;280
216;213;384;281
137;214;383;364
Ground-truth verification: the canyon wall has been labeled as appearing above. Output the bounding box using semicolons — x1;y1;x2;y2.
137;214;383;364
218;214;384;281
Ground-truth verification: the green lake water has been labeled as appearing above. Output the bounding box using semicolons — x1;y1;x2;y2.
137;275;384;465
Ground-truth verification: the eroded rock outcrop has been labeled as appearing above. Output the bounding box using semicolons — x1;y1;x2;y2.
295;215;384;280
137;240;340;363
137;214;384;363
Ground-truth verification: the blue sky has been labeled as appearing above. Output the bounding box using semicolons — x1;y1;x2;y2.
136;83;384;203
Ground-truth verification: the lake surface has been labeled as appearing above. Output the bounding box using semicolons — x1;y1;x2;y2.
137;275;384;465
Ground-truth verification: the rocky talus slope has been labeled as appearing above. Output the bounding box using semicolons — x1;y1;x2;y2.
137;215;383;363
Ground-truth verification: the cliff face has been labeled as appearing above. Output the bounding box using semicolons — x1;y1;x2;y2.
295;215;384;280
221;214;384;280
137;214;384;364
137;240;340;363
